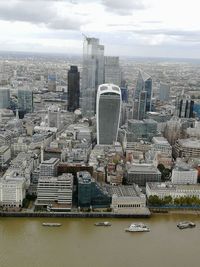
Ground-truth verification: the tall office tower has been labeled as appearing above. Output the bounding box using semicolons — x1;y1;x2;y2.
48;105;61;129
159;83;170;101
0;88;10;109
120;80;128;103
48;72;56;92
82;37;105;91
67;66;80;112
176;92;194;118
18;89;33;117
104;56;121;86
97;84;121;145
133;70;152;120
138;91;147;120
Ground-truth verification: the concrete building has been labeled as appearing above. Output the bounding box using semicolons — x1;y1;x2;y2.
171;162;198;184
104;184;147;213
96;84;121;145
126;164;161;186
173;138;200;159
152;137;172;155
37;173;73;210
40;158;60;177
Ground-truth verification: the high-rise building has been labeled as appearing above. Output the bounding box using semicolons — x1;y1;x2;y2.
67;66;80;112
176;93;194;118
134;70;152;120
81;37;105;116
159;83;170;101
81;87;96;117
18;89;33;117
97;84;121;145
48;72;56;92
82;37;105;91
0;88;10;109
104;56;121;86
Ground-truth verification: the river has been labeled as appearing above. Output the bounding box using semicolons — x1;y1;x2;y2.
0;214;199;267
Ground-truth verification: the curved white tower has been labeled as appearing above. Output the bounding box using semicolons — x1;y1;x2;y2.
96;83;121;145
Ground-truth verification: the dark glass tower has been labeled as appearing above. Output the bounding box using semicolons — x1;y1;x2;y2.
67;66;80;112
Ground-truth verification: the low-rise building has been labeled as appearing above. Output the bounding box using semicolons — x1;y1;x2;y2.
126;164;161;186
104;184;147;214
37;173;73;210
146;182;200;200
173;138;200;159
171;162;198;184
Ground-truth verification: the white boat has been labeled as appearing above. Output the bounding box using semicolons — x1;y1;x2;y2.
42;223;62;227
125;223;150;232
177;221;196;229
94;222;112;226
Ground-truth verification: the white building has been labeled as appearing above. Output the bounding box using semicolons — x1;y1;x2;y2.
37;173;73;210
0;174;26;208
152;136;172;155
171;162;198;184
146;182;200;200
106;184;147;214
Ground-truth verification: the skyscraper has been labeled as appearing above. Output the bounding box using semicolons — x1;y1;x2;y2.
81;37;105;116
18;89;33;117
176;92;194;118
96;84;121;145
104;56;121;86
0;88;10;109
159;83;170;101
134;70;152;120
82;37;105;91
67;66;80;112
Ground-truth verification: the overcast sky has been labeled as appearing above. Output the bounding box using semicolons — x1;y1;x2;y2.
0;0;200;58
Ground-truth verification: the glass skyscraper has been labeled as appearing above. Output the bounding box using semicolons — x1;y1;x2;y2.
18;89;33;116
134;70;152;120
96;84;121;145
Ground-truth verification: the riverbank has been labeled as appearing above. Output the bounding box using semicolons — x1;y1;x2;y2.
0;211;151;218
150;208;200;215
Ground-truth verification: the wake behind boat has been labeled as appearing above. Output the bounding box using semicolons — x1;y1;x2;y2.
94;222;111;226
42;223;62;227
125;223;150;232
177;221;195;229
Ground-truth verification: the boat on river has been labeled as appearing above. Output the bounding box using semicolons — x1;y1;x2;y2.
177;221;195;229
94;222;111;226
42;223;62;227
125;223;150;232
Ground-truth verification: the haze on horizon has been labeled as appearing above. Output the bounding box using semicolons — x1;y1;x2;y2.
0;0;200;59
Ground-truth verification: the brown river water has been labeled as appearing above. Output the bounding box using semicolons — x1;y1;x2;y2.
0;214;199;267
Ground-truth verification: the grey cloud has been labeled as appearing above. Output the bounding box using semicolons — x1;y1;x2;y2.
102;0;145;15
0;1;83;30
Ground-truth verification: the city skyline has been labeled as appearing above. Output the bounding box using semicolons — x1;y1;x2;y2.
0;0;200;58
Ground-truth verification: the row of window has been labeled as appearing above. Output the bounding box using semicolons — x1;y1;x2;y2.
117;204;141;208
